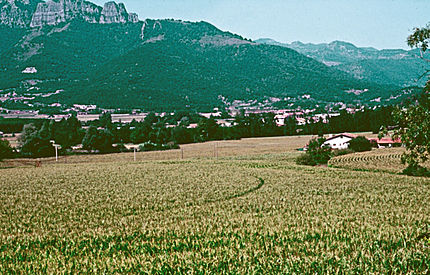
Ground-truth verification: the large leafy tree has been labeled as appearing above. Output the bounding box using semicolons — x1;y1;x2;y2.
349;136;372;152
0;139;14;161
296;137;332;166
82;126;114;153
19;123;55;158
391;24;430;171
52;116;83;149
130;122;151;144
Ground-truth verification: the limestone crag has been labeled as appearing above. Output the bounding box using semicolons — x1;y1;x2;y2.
100;1;127;23
0;0;139;28
29;0;103;27
128;12;138;23
30;0;65;27
65;0;102;23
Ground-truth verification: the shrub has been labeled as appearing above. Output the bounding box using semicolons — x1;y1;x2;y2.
370;139;379;148
349;136;372;152
296;137;332;166
333;148;354;157
295;153;317;166
20;136;55;158
402;165;430;177
164;142;180;150
0;139;14;161
308;137;332;164
139;141;179;152
139;141;158;151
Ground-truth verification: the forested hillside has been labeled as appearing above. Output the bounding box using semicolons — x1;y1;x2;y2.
0;19;407;111
0;21;143;88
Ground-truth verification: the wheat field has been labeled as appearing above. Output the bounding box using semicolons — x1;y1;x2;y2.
0;136;429;273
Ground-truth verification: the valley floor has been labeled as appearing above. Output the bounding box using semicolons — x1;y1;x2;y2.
0;136;429;273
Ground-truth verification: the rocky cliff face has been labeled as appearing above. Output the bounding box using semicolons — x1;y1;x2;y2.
29;0;103;27
100;1;127;23
0;0;139;28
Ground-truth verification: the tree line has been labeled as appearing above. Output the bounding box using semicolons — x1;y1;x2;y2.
0;106;396;160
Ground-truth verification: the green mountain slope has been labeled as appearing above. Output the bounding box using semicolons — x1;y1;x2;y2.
0;21;143;88
256;39;429;87
0;26;26;56
46;20;401;110
0;20;406;111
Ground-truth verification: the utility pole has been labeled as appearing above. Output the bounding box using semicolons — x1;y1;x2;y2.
54;145;60;162
51;140;60;162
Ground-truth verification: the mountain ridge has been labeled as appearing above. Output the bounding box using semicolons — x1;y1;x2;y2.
0;3;420;111
0;18;409;111
0;0;139;28
255;38;428;87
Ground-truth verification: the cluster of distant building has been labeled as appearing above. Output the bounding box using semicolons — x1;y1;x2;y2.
1;105;344;128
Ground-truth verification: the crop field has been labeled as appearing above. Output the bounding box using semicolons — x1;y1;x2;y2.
329;148;430;174
0;137;429;273
0;135;312;168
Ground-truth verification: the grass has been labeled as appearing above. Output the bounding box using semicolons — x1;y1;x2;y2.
0;136;429;273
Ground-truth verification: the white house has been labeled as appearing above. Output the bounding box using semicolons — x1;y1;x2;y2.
323;133;358;150
22;67;37;74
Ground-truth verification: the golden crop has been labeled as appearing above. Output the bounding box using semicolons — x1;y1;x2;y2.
0;137;429;273
329;147;430;174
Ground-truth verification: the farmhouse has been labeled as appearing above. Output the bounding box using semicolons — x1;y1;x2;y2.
323;133;358;149
368;138;402;148
322;133;403;150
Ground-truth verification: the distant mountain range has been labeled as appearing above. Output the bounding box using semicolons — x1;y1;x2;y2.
256;38;429;87
0;0;423;111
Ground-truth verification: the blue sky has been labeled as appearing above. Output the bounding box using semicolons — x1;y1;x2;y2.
92;0;430;49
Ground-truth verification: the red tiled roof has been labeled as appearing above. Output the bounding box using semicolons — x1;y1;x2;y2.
368;138;402;144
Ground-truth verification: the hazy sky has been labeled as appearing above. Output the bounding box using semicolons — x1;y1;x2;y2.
92;0;429;49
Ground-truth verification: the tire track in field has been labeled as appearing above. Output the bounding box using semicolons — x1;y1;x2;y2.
204;177;265;204
146;177;266;213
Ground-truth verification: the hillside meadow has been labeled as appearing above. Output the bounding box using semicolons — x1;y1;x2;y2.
0;136;429;273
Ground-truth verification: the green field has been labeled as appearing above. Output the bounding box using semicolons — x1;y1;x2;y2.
1;137;429;273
